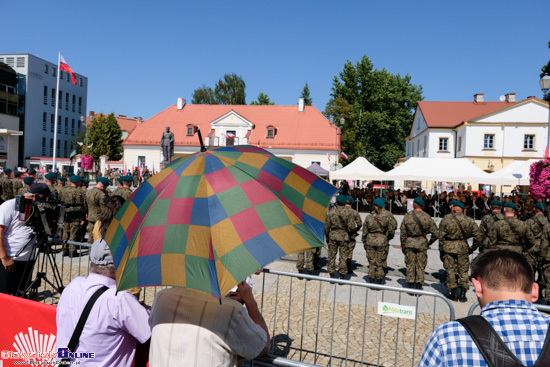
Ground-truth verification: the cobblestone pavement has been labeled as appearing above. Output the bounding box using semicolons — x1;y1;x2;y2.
30;213;512;366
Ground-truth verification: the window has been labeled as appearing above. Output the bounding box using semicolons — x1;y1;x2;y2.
65;93;69;110
44;65;49;74
64;141;68;157
72;95;76;112
78;97;82;114
52;68;56;77
51;88;55;106
484;134;495;149
58;91;62;109
43;112;47;131
524;135;535;150
60;71;63;80
71;119;75;135
58;116;61;133
5;57;14;67
43;86;48;104
65;117;68;135
57;139;60;156
66;73;70;82
186;124;196;136
457;136;462;152
79;78;82;86
16;57;25;68
423;136;427;154
438;137;448;152
50;114;54;132
226;130;236;146
266;125;277;138
49;139;53;156
413;141;416;156
42;138;46;155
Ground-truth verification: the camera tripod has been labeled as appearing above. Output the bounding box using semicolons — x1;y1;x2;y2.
16;234;65;301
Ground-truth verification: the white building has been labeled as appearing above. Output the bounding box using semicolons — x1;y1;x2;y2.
0;62;22;169
406;94;549;173
0;54;88;165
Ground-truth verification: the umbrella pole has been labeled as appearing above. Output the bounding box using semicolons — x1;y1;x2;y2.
196;128;207;152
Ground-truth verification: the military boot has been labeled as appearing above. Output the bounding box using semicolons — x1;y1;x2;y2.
346;259;355;275
416;283;423;290
459;288;468;302
446;288;457;301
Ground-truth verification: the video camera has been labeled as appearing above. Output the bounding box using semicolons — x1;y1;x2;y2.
15;195;65;242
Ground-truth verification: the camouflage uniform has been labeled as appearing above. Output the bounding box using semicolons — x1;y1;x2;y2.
525;214;549;279
0;176;14;203
58;186;86;254
325;206;358;277
362;208;397;282
133;169;140;187
86;186;109;244
17;186;29;195
143;168;151;182
488;217;535;253
539;225;550;303
12;178;23;196
439;213;482;292
344;205;362;271
472;211;504;252
296;250;315;273
400;210;438;286
112;187;133;201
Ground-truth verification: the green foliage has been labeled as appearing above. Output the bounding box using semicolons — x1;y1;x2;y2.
250;92;275;105
326;55;423;170
541;40;550;102
87;113;123;161
192;85;217;104
300;82;312;106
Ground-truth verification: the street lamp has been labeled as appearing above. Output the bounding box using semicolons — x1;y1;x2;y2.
329;117;345;170
541;75;550;156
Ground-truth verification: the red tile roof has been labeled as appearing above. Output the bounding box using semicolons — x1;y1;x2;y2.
86;114;140;134
418;101;519;128
124;104;337;150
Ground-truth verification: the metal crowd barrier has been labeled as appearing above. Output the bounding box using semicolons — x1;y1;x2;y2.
467;301;550;316
257;269;455;367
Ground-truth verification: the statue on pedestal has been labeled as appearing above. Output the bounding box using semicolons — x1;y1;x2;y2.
161;126;174;163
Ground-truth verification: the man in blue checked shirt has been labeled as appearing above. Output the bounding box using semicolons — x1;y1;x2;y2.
419;249;550;366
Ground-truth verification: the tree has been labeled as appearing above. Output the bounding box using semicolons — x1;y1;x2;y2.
87;113;123;162
541;40;550;102
250;92;275;105
300;82;312;106
192;85;217;104
326;55;423;170
72;124;88;154
214;73;246;104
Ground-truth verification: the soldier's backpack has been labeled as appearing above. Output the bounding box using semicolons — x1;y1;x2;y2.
457;315;550;367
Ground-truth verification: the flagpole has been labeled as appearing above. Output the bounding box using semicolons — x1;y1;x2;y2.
52;52;61;174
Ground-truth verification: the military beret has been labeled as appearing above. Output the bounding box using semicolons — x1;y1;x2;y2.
454;201;465;209
413;197;425;207
83;179;90;184
336;194;348;204
23;177;34;184
122;175;133;182
505;202;518;211
535;202;547;212
117;177;124;184
57;176;67;182
373;198;385;208
449;200;459;207
346;195;355;204
45;172;57;181
68;172;75;177
490;200;502;207
97;177;110;186
14;171;22;177
3;168;12;175
29;169;36;174
70;175;82;183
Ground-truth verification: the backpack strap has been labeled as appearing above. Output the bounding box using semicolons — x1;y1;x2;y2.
457;315;524;367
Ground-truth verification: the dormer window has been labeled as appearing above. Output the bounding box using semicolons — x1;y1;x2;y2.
266;125;277;138
186;124;197;136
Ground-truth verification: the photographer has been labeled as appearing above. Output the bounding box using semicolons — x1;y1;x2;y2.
0;183;50;295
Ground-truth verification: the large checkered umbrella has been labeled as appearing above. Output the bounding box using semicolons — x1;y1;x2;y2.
104;146;337;298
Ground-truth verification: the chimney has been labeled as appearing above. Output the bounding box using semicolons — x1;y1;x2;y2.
177;98;186;110
89;111;95;117
298;97;305;112
137;117;143;124
505;93;516;102
474;93;484;103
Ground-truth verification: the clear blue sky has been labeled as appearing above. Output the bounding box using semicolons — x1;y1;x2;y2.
3;1;549;120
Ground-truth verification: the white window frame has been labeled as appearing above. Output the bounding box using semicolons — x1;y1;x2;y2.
483;134;495;150
438;137;449;152
524;134;536;150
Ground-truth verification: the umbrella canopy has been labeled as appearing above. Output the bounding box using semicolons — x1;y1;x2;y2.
306;162;329;177
105;145;338;298
487;159;539;186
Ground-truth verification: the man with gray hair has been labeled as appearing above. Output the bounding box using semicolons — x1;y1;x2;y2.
56;239;151;366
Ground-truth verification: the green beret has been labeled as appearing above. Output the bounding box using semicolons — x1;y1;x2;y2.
373;198;385;208
505;202;518;211
535;202;547;212
70;175;82;183
14;171;22;177
29;169;36;174
45;172;57;181
346;195;355;204
336;194;348;204
454;201;465;209
83;179;90;184
97;177;110;186
413;197;425;207
68;172;75;177
122;175;133;182
449;200;459;207
490;200;502;207
117;177;124;184
3;168;12;175
23;177;34;184
57;177;67;182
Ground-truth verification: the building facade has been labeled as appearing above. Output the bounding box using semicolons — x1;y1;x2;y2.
123;98;338;173
0;54;88;165
406;94;549;173
0;62;22;169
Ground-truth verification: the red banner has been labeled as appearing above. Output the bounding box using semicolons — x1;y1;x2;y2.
0;294;57;366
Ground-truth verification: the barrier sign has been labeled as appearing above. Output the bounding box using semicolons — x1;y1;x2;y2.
378;302;416;320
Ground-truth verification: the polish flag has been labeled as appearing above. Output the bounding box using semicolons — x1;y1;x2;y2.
340;152;348;160
60;54;77;85
327;153;331;162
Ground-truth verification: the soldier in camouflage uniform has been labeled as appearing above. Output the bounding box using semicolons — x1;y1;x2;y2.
471;200;504;253
12;171;23;195
439;200;482;302
86;177;110;244
44;172;58;199
296;250;315;275
111;176;133;201
133;168;141;187
58;175;86;256
487;202;535;253
362;197;397;284
18;177;34;195
525;202;549;287
400;197;439;289
344;195;362;274
325;194;359;279
0;168;14;204
56;176;67;198
143;166;151;182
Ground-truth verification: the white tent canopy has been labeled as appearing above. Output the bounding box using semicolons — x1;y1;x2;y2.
384;157;495;183
329;156;387;181
487;159;539;186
